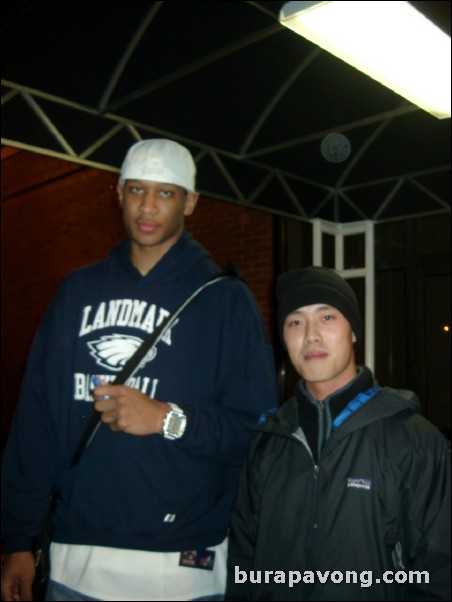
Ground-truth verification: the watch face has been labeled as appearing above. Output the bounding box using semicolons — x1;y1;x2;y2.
164;409;187;439
167;413;184;436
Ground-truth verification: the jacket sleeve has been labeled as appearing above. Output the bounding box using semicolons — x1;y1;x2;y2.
1;280;76;553
171;280;279;466
226;436;262;601
399;419;451;601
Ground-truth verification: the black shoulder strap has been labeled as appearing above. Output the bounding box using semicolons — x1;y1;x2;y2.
70;266;237;466
117;271;232;384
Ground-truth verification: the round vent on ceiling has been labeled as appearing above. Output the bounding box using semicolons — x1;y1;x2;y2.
321;133;351;163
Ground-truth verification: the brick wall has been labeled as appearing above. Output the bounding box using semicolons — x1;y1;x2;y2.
187;195;275;330
1;148;275;444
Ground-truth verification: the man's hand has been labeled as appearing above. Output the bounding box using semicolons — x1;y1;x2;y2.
93;384;169;435
1;551;35;601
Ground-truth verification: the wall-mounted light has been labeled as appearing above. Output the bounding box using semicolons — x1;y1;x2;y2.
279;1;451;119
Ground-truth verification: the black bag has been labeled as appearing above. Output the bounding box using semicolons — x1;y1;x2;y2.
32;490;58;601
32;519;51;601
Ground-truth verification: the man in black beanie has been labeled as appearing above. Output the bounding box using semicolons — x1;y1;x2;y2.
226;266;450;601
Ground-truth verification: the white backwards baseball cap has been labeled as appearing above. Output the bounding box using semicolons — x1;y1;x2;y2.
118;139;196;192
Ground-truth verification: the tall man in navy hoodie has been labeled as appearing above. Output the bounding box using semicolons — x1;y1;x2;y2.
1;139;278;601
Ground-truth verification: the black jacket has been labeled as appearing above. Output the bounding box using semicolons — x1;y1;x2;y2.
226;367;451;601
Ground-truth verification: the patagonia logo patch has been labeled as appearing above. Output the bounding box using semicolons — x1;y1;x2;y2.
347;477;372;491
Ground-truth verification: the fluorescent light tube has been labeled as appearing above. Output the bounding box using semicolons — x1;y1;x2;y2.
279;1;451;119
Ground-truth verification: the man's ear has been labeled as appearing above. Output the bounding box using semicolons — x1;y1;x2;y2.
116;184;124;207
184;192;199;216
352;332;357;343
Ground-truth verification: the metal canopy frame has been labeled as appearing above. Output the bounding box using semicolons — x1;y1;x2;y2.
2;1;450;224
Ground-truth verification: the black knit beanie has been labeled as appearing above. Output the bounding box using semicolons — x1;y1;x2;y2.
276;266;363;347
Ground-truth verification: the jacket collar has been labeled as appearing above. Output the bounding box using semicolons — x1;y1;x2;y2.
257;366;419;439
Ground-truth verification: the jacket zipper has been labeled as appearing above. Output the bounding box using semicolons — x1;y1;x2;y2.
309;399;324;563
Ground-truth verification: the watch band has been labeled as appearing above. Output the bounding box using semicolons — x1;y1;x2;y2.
168;402;181;412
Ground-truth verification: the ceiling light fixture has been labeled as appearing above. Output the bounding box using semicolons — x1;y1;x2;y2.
279;1;451;119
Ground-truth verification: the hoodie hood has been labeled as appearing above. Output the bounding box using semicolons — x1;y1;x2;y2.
110;230;219;285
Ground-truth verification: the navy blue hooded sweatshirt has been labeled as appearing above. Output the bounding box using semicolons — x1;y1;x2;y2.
1;231;278;554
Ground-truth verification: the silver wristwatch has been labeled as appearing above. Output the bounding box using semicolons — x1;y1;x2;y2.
162;403;187;440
